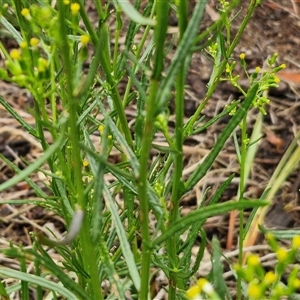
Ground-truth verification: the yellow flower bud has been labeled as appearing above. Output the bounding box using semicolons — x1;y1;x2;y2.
280;63;286;69
264;271;277;285
276;248;288;262
273;76;280;83
21;8;30;17
186;285;200;299
247;254;260;267
20;41;27;49
30;37;40;47
80;35;90;46
292;235;300;249
239;53;245;60
248;283;262;298
98;125;104;133
10;49;21;60
71;3;80;15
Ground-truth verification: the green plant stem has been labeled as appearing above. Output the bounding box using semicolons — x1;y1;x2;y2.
138;80;158;299
237;115;247;300
57;3;102;299
185;0;257;135
138;1;170;297
167;1;188;297
168;51;185;300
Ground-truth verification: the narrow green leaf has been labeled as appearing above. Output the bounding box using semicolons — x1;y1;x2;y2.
0;279;10;299
116;0;155;25
157;0;207;108
0;154;48;198
0;96;38;139
0;16;23;43
260;227;300;240
20;255;29;300
191;101;240;135
98;236;126;299
208;174;236;207
153;199;268;246
184;83;259;193
104;185;141;291
191;228;207;275
0;268;78;300
210;236;231;299
83;124;106;243
0;135;64;192
97;100;140;176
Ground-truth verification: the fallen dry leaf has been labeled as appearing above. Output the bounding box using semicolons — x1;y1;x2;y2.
265;131;285;153
277;70;300;86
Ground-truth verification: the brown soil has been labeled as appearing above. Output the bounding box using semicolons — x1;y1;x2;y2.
1;1;300;299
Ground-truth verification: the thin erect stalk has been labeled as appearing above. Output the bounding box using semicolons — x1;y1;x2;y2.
56;3;103;299
138;0;169;297
237;115;248;300
167;0;188;297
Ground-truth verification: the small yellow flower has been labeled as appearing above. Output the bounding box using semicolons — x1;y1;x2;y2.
98;125;104;133
21;8;30;17
71;3;80;15
248;283;262;299
108;135;113;140
292;278;300;289
10;49;21;60
20;41;27;49
247;254;260;267
80;35;90;46
63;0;70;4
186;285;200;299
239;53;246;60
197;278;214;295
30;37;40;47
276;247;288;262
273;76;280;83
83;159;89;167
292;235;300;249
280;63;286;69
255;66;261;73
263;271;277;285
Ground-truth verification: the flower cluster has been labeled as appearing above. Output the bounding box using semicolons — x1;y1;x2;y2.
186;235;300;299
0;3;90;90
224;52;286;115
234;234;300;299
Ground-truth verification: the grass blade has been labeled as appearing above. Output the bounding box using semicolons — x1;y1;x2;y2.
0;134;64;192
153;199;268;246
104;185;141;291
0;268;78;300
